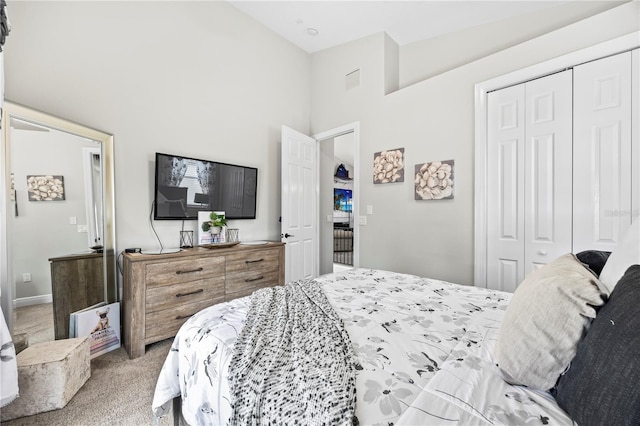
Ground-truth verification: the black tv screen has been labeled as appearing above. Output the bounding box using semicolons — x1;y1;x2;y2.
154;152;257;220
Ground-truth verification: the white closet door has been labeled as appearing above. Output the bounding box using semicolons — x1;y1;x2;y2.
487;71;572;292
573;51;632;252
524;70;573;274
487;85;526;292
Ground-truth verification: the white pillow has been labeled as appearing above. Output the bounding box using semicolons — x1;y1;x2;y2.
495;254;605;390
599;218;640;294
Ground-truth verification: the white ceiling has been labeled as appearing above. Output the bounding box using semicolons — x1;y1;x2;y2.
228;1;570;53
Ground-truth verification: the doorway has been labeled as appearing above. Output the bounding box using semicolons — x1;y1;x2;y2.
280;122;359;282
315;124;359;276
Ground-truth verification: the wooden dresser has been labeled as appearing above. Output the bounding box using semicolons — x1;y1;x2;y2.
49;252;104;340
122;242;285;358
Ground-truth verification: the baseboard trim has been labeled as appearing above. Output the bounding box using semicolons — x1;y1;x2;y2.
14;294;53;308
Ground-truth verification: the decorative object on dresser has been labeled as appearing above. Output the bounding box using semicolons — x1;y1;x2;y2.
179;230;193;249
122;242;285;359
199;210;227;244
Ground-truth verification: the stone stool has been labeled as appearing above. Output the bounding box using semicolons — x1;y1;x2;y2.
0;336;90;421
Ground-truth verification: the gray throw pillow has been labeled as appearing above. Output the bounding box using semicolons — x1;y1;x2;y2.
554;264;640;426
495;253;606;390
575;250;611;277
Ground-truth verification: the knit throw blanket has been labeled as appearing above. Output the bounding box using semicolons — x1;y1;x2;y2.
228;279;356;425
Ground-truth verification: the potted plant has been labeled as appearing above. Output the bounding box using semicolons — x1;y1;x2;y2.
201;211;227;235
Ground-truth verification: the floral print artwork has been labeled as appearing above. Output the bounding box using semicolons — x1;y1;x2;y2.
414;160;454;200
26;175;65;201
373;148;404;184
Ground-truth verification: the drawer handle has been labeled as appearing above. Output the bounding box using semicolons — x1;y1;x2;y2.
175;314;192;320
175;267;204;275
245;258;264;264
245;275;264;283
175;289;204;298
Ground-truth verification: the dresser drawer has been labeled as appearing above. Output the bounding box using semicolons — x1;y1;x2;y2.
145;256;225;287
145;277;225;314
226;249;279;274
225;269;280;300
145;297;222;343
123;243;284;359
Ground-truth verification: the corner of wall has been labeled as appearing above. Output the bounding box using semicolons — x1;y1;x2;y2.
384;33;399;95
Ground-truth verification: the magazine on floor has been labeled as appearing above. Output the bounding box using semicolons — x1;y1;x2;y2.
69;302;121;358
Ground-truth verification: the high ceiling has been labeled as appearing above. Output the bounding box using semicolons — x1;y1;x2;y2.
228;1;570;53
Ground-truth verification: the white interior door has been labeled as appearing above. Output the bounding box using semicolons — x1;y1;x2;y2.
487;84;526;292
281;125;317;283
573;51;633;252
523;70;572;273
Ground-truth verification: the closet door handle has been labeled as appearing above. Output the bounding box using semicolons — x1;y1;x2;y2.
245;275;264;283
175;267;204;274
538;250;548;256
175;289;204;298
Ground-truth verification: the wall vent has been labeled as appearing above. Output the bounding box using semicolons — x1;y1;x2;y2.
346;69;360;90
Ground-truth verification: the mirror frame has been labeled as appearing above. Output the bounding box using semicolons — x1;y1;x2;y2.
0;101;116;332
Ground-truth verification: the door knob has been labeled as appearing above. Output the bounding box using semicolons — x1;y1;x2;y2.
283;233;294;238
538;250;547;255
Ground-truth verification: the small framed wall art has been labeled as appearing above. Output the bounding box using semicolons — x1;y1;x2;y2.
373;148;404;184
414;160;454;200
26;175;65;201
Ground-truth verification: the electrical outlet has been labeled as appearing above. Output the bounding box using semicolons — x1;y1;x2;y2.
22;273;32;283
77;224;88;233
359;216;367;225
366;205;373;215
69;216;77;225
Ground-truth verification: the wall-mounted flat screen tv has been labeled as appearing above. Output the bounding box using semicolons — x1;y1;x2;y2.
154;152;257;220
334;188;352;212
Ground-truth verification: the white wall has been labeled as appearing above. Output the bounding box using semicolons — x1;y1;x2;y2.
399;1;625;87
310;2;640;285
3;0;639;294
3;1;310;257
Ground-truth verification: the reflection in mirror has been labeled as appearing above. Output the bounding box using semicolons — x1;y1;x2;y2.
0;102;116;346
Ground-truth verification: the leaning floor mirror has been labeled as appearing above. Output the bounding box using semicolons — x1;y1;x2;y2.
0;101;116;345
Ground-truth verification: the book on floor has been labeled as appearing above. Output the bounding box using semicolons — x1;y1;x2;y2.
69;301;121;358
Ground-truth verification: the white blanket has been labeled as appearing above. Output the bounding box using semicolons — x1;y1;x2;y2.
153;268;574;425
1;307;18;408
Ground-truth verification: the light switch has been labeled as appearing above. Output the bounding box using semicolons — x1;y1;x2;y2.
22;273;32;283
69;216;77;225
327;214;333;223
359;216;367;225
366;205;373;215
77;225;88;233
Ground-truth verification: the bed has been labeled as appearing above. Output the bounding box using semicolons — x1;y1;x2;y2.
152;245;640;425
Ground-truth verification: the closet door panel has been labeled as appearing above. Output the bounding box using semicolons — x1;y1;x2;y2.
524;70;573;274
574;52;632;252
487;85;525;292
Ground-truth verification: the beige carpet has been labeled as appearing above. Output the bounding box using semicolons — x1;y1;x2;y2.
12;304;55;347
2;304;175;426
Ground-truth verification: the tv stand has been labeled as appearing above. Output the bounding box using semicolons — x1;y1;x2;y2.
122;242;285;358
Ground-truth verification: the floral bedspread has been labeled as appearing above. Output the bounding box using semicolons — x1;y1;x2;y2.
152;268;574;425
